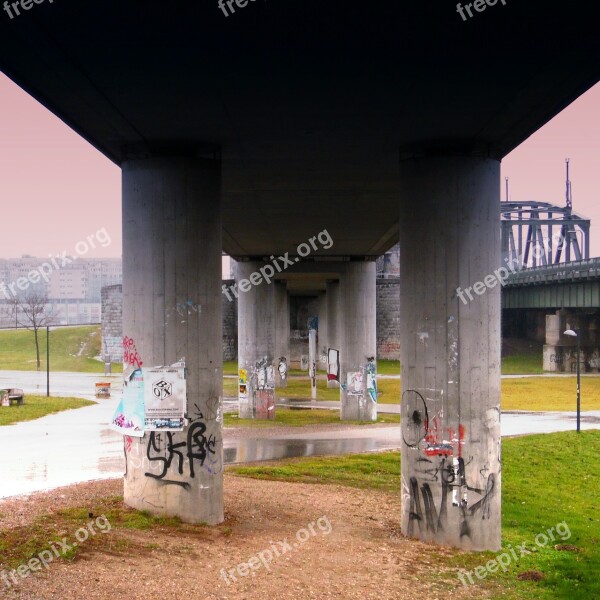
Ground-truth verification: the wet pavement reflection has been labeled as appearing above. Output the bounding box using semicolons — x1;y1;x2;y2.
1;392;599;500
0;396;401;499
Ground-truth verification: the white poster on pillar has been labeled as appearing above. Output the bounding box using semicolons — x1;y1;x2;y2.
143;366;187;431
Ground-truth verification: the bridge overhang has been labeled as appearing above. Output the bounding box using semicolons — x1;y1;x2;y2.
1;1;599;256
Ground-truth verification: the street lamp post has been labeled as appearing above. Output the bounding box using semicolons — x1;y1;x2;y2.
564;328;581;432
46;325;50;398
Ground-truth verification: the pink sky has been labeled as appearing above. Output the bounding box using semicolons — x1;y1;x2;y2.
1;73;599;258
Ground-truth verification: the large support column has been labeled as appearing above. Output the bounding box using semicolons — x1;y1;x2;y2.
339;262;377;421
326;280;341;388
274;281;290;388
238;262;276;419
122;156;223;525
317;292;328;367
399;156;501;551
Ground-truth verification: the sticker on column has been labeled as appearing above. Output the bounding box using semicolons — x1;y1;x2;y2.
347;371;363;396
239;368;248;398
278;357;288;382
366;357;377;403
110;368;145;436
255;358;275;419
327;348;340;382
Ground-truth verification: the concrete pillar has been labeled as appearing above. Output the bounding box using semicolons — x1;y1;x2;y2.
339;262;377;421
274;281;290;388
318;292;328;368
399;156;501;551
122;156;223;525
238;262;276;419
309;326;317;399
326;280;341;388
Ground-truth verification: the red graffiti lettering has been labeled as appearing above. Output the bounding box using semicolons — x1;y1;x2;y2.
123;336;143;368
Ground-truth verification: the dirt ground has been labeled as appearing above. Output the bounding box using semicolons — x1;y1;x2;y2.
0;476;490;600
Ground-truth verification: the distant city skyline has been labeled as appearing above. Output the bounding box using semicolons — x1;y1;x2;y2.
1;73;599;257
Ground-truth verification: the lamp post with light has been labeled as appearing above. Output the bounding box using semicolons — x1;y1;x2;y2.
564;328;581;432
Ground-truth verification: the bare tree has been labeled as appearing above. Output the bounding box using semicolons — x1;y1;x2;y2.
15;292;56;371
1;298;19;329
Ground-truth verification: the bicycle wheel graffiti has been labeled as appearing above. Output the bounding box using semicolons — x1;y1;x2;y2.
402;389;428;447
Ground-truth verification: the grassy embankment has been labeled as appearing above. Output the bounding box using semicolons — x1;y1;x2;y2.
0;325;122;373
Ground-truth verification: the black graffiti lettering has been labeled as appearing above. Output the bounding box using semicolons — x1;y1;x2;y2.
144;421;217;484
421;484;438;533
407;477;424;537
145;432;186;480
187;421;216;478
468;473;496;520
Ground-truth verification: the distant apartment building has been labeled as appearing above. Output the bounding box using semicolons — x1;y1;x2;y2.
0;256;122;327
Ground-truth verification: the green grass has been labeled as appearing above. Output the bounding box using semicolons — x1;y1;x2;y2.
229;431;600;600
226;375;600;411
0;395;95;426
0;325;122;373
224;407;400;427
502;354;544;375
228;451;401;491
378;359;400;375
223;377;237;397
275;377;400;404
223;360;237;376
502;377;600;411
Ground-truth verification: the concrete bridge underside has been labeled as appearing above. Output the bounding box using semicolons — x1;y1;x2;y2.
2;1;599;551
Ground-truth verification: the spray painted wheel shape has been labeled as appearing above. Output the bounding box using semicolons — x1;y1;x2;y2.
401;389;428;447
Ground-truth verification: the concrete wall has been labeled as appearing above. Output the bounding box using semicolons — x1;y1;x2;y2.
376;278;400;360
222;279;238;361
289;296;319;365
101;284;123;361
543;308;600;372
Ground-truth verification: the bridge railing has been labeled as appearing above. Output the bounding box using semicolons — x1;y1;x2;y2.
504;257;600;287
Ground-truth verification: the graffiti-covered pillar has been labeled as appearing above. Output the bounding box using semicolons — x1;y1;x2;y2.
399;155;501;551
318;292;328;368
122;156;223;525
238;261;276;419
274;281;290;388
326;280;341;388
339;262;377;421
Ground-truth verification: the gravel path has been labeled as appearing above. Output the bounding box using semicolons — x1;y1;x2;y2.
0;477;489;600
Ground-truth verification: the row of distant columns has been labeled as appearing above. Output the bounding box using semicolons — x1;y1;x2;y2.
235;260;377;421
121;153;501;552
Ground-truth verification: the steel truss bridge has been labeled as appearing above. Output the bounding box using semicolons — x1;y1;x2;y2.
501;201;590;269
